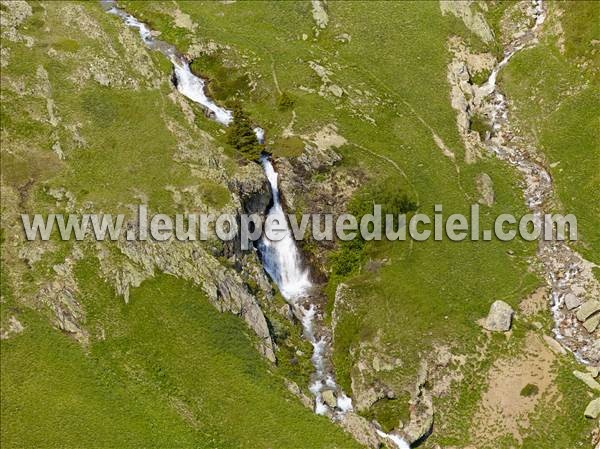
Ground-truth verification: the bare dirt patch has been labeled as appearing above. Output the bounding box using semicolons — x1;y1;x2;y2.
471;332;559;445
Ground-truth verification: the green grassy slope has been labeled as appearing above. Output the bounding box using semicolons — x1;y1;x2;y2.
2;260;362;449
1;1;596;448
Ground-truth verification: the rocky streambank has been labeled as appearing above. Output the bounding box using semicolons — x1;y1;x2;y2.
447;0;600;364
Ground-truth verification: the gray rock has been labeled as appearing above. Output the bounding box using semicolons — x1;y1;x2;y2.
543;335;566;355
401;361;434;444
564;293;581;310
338;412;382;448
321;389;337;409
483;300;514;332
573;370;600;391
476;172;495;207
584;314;600;333
328;84;344;97
577;301;600;322
278;303;295;322
584;398;600;419
284;379;313;409
228;163;271;216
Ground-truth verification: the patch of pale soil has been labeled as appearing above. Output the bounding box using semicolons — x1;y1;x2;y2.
281;111;297;138
471;332;559;445
302;123;347;152
519;286;549;317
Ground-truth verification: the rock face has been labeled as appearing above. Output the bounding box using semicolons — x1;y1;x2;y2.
337;412;382;449
585;398;600;419
446;37;496;164
228;162;272;216
108;237;277;363
0;316;24;340
401;361;434;445
482;300;514;332
440;1;494;44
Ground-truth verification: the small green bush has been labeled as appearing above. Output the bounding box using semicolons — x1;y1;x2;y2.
470;113;490;141
277;91;295;111
520;383;539;397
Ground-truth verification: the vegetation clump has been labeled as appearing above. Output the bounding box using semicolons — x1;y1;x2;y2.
271;136;305;158
470;112;491;141
277;91;295;111
226;106;263;161
520;383;539;397
330;177;417;276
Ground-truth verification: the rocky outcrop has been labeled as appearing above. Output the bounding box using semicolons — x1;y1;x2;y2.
446;37;496;164
440;1;494;44
481;300;514;332
102;236;276;362
476;172;495;207
400;361;434;445
285;379;313;409
311;1;329;31
228;162;272;216
338;412;383;449
37;245;89;345
350;340;401;412
0;316;25;340
95;164;277;362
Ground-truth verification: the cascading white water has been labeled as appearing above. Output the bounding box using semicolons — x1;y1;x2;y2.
257;158;355;417
105;1;233;125
172;61;233;125
479;0;600;363
257;158;312;300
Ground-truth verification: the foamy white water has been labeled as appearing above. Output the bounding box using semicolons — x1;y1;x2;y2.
106;1;232;125
172;60;233;125
376;430;411;449
258;157;312;300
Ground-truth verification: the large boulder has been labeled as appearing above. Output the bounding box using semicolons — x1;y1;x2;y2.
482;300;514;332
321;389;337;409
564;293;581;310
576;301;600;322
585;398;600;419
573;370;600;391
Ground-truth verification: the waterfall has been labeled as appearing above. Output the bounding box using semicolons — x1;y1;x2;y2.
103;3;409;446
257;158;312;300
